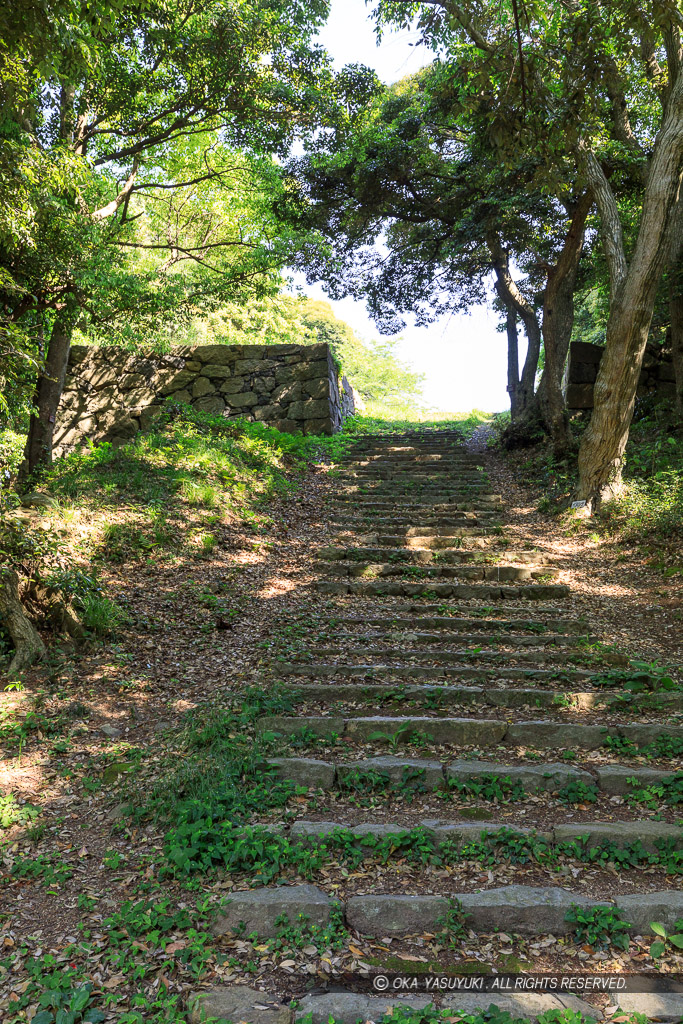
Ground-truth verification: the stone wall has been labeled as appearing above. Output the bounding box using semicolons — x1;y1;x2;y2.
565;341;676;410
54;342;355;455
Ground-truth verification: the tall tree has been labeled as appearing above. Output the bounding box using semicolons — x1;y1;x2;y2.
289;65;592;449
374;0;683;506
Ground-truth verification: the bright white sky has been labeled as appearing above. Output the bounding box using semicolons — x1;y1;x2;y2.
290;0;515;414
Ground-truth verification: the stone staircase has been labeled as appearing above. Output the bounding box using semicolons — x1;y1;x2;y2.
196;430;683;1024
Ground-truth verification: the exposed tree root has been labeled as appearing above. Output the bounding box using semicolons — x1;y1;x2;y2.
0;570;85;677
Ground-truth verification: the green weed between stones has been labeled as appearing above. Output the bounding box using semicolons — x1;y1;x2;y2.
264;903;347;954
556;781;599;806
625;774;683;807
649;919;683;959
564;904;631;951
159;820;683;881
298;1005;633;1024
446;774;526;803
436;897;470;947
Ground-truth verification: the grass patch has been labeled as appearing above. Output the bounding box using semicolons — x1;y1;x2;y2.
342;407;491;439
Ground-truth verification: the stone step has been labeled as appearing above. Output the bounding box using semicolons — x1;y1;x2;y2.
258;714;683;749
210;881;683;940
288;818;683;854
302;630;586;647
337;598;581;614
318;547;546;563
273;682;654;711
316;581;570;599
329;519;502;533
335;475;485;483
331;614;584;632
294;991;599;1024
288;647;601;668
267;754;683;795
189;986;600;1024
335;486;493;497
328;500;503;512
315;562;557;581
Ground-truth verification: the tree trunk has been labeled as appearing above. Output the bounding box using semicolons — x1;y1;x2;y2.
505;303;521;419
668;199;683;418
488;232;542;424
0;570;47;677
577;75;683;508
537;192;593;456
21;313;74;479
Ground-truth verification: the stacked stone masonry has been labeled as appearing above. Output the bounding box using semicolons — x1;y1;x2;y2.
566;340;676;410
54;342;356;455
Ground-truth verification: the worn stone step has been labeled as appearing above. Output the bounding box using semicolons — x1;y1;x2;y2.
290;818;683;854
331;614;585;632
210;882;683;943
272;682;651;711
278;655;593;679
293;991;597;1024
329;496;503;508
289;647;602;668
268;755;682;795
345;885;683;938
188;984;603;1024
304;630;585;647
316;581;570;600
315;562;557;581
335;489;491;501
318;547;546;564
343;466;485;474
259;714;683;749
329;519;501;533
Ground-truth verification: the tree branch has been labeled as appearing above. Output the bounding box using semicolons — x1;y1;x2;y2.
578;143;628;300
91;158;140;222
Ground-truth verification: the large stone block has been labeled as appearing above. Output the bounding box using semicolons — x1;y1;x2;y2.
447;760;592;792
299;358;330;379
302;378;329;400
554;821;683;853
619;891;683;933
459;885;600;935
159;369;196;395
67;345;89;365
227;392;258;409
189;985;291;1024
303;418;331;435
193;396;225;415
211;885;331;938
267;758;335;789
195;345;234;364
337;756;444;790
192;377;215;398
566;383;594;410
271;419;301;434
234;358;276;373
253;404;283;422
169;390;192;404
346;894;447;936
302;398;330;419
199;364;233;379
272;382;301;404
220;378;246;395
286;400;305;420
